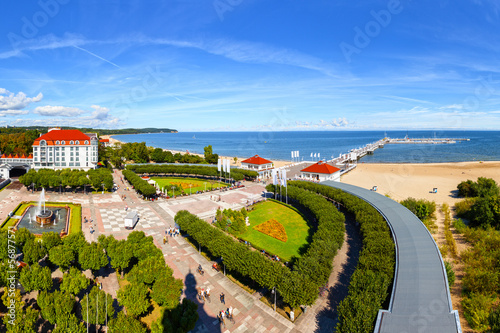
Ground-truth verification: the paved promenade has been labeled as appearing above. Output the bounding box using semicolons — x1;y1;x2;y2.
0;173;355;333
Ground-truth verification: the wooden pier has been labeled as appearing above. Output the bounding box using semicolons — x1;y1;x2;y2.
324;136;470;175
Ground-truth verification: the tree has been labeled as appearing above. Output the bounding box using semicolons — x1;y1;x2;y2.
49;244;75;271
22;239;47;265
152;298;198;333
203;145;218;164
41;231;62;252
37;290;75;324
108;312;148;333
80;286;115;325
151;148;167;163
151;275;183;308
126;256;168;285
79;242;108;275
63;231;88;259
52;313;86;333
19;263;53;292
2;289;39;332
60;267;90;295
15;227;34;249
117;282;150;317
107;239;133;278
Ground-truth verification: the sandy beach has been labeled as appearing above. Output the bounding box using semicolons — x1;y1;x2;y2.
341;161;500;206
100;135;291;168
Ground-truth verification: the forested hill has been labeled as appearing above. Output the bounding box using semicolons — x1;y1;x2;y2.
0;127;177;135
0;127;177;155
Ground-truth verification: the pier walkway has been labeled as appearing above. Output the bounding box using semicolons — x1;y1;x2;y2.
321;181;461;333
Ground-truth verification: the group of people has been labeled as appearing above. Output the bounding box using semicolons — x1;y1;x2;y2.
166;227;180;237
217;304;234;327
197;286;211;301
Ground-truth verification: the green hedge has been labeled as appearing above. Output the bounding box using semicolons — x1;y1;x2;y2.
265;184;345;287
177;183;346;308
122;170;156;197
19;168;113;191
125;164;258;182
287;181;395;333
175;210;317;308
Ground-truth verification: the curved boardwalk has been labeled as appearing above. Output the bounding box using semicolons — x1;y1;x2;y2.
322;181;461;333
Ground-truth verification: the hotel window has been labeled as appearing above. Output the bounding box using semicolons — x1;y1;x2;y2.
70;140;74;145
61;141;65;145
56;141;60;145
76;140;79;145
85;140;89;145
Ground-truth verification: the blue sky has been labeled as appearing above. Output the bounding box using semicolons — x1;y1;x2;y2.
0;0;499;131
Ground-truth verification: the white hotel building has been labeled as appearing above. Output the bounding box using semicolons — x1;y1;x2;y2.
32;128;99;170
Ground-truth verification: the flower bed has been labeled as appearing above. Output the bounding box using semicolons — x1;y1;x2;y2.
254;219;288;242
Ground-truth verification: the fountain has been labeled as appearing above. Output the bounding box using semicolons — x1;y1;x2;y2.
35;188;54;226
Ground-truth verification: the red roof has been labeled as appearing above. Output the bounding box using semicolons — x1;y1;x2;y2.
1;154;5;158
301;161;340;174
241;155;273;165
99;139;110;143
27;154;33;159
33;129;92;146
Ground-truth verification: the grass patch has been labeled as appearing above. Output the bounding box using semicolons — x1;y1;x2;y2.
240;200;310;262
140;297;163;329
1;202;29;230
151;177;228;195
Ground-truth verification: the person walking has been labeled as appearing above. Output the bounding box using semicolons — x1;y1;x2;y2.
220;292;225;304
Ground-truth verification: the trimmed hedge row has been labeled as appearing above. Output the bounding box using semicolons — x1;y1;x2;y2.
125;164;258;181
122;170;156;197
265;184;345;287
288;181;395;333
175;210;317;308
177;183;346;308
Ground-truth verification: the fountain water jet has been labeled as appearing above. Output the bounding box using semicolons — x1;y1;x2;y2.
36;188;53;226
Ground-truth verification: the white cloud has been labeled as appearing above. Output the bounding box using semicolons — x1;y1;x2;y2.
34;105;85;117
0;88;43;110
0;109;29;116
90;105;112;120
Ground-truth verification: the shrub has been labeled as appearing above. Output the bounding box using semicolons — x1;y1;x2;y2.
444;261;455;289
462;293;494;332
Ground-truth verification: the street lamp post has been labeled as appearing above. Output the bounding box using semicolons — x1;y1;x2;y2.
189;184;192;195
171;186;175;198
102;183;104;194
204;182;207;192
272;287;276;312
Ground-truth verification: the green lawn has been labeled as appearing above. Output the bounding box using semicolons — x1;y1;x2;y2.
151;177;229;195
240;200;310;262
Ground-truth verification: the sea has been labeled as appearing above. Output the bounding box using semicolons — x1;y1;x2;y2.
112;130;500;163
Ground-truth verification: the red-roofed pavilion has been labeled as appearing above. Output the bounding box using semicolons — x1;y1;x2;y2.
300;161;341;182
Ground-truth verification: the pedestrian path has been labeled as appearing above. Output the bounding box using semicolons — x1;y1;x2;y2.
3;169;356;333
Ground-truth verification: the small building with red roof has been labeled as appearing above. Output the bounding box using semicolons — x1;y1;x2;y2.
241;155;273;171
300;161;341;182
99;138;110;147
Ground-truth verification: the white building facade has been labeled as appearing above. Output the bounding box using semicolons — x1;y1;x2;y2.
32;128;98;170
